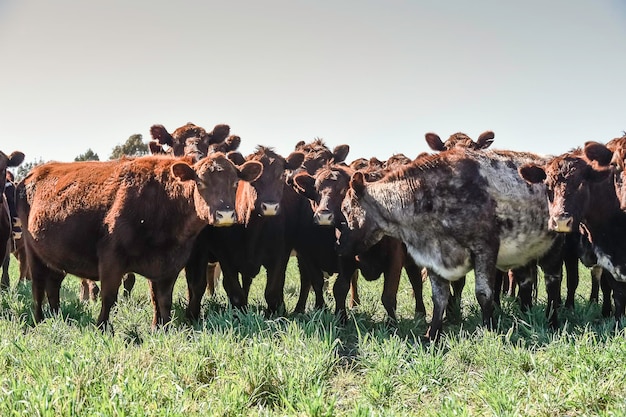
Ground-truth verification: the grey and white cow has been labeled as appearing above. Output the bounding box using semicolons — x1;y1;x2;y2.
337;148;559;340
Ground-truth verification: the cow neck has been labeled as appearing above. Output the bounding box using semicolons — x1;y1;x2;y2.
584;174;626;236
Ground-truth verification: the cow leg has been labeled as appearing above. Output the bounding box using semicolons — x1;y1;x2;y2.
89;280;100;301
264;251;291;316
122;273;135;298
426;273;450;341
611;276;626;322
588;266;601;304
507;269;517;297
79;279;90;302
403;261;426;317
543;268;563;329
539;241;564;328
26;250;63;323
380;251;403;322
472;249;498;331
447;276;465;320
149;278;176;329
294;254;326;313
185;249;212;320
220;262;246;309
333;257;358;322
1;249;10;290
600;269;613;317
349;273;360;308
563;248;579;309
96;265;125;331
494;270;504;306
44;273;65;318
205;262;219;296
515;265;536;312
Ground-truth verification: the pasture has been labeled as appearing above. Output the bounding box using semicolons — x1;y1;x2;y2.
1;257;626;416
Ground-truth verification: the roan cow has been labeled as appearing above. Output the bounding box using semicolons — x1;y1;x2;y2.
337;148;559;340
16;153;262;329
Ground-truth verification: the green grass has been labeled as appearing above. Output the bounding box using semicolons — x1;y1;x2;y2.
1;256;626;416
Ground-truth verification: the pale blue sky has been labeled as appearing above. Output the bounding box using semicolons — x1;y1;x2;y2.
1;0;625;164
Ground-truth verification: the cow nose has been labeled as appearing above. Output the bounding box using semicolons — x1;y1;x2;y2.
261;202;280;216
314;210;334;226
215;210;236;227
549;215;573;233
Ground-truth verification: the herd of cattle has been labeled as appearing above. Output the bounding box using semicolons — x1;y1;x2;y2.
2;123;626;340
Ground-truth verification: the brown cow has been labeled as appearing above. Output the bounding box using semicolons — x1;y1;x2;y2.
338;148;560;340
1;151;25;289
184;146;305;319
425;131;495;152
16;153;262;329
519;148;626;319
289;139;352;313
583;135;626;210
149;122;232;159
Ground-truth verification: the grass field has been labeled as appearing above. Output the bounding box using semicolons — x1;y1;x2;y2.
1;255;625;416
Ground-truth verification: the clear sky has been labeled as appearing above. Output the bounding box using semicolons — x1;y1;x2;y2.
1;0;625;165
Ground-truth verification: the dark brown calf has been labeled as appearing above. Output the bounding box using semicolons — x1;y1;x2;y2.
17;153;262;329
289;139;352;313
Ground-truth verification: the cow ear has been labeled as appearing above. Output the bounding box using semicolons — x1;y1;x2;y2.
584;141;613;167
227;151;246;166
332;145;350;163
238;160;263;182
425;133;445;152
518;164;547;184
292;173;317;200
350;171;366;196
8;151;25;167
285;151;305;170
171;162;197;182
150;124;174;146
149;141;164;154
224;135;241;152
476;131;495;149
584;165;612;183
207;124;231;145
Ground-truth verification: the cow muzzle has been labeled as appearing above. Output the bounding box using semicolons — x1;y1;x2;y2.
261;202;280;216
549;215;574;233
214;210;236;227
314;210;334;226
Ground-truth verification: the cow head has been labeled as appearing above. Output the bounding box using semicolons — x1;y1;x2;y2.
0;150;25;190
241;146;305;217
150;123;231;161
171;153;263;226
294;138;350;176
337;171;385;256
425;131;495;152
293;164;353;226
519;152;611;233
584;136;626;211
